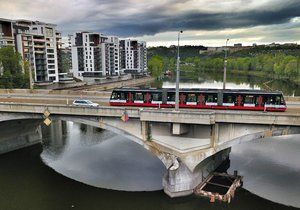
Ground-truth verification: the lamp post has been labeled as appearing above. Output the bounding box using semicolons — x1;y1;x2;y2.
0;32;4;48
223;39;229;90
175;30;183;111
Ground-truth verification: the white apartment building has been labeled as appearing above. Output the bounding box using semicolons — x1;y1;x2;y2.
119;39;147;74
13;19;59;82
107;36;120;76
71;32;121;80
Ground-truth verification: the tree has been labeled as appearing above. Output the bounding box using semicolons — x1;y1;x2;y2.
0;46;28;88
148;55;164;78
285;59;298;79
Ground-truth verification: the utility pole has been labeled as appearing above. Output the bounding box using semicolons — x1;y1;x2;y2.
29;62;33;89
223;39;229;90
175;30;183;111
27;52;33;89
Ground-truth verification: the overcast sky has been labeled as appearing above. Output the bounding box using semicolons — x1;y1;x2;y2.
1;0;300;47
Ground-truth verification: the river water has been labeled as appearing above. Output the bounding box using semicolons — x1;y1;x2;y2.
0;120;299;210
156;72;300;96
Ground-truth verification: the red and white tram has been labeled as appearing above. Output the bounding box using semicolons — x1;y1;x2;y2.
109;87;287;112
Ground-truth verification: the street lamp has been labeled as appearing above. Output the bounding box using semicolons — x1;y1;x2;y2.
223;38;229;90
175;30;183;111
0;32;4;48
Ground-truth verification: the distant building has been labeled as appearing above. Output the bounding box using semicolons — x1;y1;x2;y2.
233;43;242;47
71;32;122;80
119;39;147;74
0;18;14;48
13;19;60;83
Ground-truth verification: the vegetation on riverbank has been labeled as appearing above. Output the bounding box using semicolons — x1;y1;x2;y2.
0;46;30;88
147;45;300;85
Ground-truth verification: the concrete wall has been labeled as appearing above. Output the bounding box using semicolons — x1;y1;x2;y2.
0;119;42;154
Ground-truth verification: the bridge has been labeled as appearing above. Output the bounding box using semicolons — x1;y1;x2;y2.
0;91;300;197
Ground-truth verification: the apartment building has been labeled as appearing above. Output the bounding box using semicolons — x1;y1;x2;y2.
71;32;122;79
0;18;14;48
138;41;147;73
107;36;120;76
119;39;147;74
13;19;59;82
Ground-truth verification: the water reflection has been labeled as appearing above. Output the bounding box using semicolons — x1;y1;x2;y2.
229;135;300;208
159;72;299;96
41;120;166;191
1;120;299;209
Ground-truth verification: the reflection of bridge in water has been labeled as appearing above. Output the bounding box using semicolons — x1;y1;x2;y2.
0;102;299;197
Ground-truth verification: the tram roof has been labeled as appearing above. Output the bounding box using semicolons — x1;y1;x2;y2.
112;87;283;95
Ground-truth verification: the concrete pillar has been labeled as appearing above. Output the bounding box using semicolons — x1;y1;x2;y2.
211;123;219;148
163;148;231;198
172;123;189;135
141;121;151;141
0;120;42;154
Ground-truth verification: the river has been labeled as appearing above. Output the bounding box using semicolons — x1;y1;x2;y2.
0;120;299;210
154;71;300;96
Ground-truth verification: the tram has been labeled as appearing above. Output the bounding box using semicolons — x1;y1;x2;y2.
109;87;287;112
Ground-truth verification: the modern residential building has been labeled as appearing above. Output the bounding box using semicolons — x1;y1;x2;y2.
106;36;120;76
71;32;123;80
119;39;147;74
13;19;59;83
138;41;147;73
0;18;14;48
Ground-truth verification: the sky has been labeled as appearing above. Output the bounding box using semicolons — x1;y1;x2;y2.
1;0;300;47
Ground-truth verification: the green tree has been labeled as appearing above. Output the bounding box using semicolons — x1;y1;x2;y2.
148;55;164;78
0;46;28;88
285;59;298;79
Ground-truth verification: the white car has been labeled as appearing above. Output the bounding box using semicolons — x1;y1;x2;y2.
72;99;99;107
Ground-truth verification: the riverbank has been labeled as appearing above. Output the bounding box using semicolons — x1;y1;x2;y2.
227;70;300;85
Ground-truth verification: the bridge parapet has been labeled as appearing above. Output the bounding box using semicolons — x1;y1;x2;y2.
215;111;300;126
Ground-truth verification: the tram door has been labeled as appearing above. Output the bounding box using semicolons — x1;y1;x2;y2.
236;95;243;106
180;93;186;105
257;95;263;107
128;92;132;103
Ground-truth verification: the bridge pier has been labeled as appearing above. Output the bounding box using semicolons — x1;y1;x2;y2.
0;120;42;154
163;148;231;197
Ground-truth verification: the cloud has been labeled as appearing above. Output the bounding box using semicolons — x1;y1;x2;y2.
100;0;300;36
1;0;300;46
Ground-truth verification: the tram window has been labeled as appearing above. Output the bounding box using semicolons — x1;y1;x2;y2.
167;93;175;101
207;95;214;102
134;92;144;101
244;95;254;103
227;96;233;103
187;94;197;102
151;93;162;101
111;92;126;100
120;93;126;100
223;95;233;103
111;92;118;99
275;96;282;105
